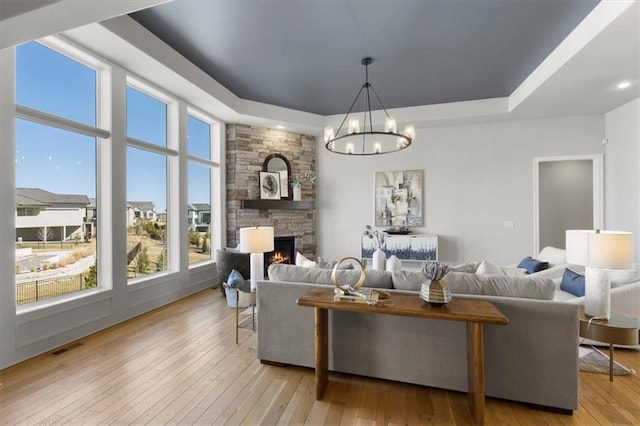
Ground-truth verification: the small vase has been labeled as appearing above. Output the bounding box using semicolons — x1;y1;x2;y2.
420;280;452;307
372;248;386;271
292;184;302;201
386;255;402;272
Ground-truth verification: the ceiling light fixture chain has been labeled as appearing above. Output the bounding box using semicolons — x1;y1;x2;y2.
325;57;414;155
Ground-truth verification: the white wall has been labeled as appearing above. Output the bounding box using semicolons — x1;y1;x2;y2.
317;115;604;266
604;97;640;261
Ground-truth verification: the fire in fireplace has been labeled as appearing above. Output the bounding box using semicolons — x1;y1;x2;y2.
264;236;295;274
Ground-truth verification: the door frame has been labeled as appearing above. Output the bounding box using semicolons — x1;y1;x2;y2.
532;154;603;256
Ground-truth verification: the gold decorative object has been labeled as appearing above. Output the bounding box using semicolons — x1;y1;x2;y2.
420;261;451;307
331;257;366;293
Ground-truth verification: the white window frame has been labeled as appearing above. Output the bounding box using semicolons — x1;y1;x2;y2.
125;76;179;283
186;107;221;267
14;35;113;308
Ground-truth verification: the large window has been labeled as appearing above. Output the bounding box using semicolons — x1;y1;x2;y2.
126;83;173;279
14;40;105;305
12;37;222;304
187;113;214;265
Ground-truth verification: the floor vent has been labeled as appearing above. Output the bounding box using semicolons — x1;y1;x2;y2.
50;342;82;356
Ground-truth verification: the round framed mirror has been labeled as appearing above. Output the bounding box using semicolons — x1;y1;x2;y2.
263;154;291;199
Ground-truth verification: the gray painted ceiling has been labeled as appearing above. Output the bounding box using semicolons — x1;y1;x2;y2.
130;0;600;116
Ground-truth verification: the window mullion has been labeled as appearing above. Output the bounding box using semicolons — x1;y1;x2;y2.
16;105;110;139
187;155;219;168
126;136;177;157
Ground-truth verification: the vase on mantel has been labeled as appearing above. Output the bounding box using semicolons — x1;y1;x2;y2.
292;184;302;201
372;247;386;271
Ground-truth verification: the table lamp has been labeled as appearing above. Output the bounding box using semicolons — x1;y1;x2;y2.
240;226;274;291
565;229;633;320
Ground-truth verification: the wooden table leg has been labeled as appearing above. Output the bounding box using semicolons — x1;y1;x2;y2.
609;344;614;382
315;307;328;399
467;322;485;426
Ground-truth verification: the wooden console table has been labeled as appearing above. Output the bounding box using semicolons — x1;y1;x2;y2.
296;288;508;426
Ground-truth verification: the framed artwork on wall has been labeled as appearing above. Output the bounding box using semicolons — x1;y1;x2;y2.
375;170;423;227
259;171;281;200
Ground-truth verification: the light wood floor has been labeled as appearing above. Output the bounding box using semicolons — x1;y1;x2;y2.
1;289;639;425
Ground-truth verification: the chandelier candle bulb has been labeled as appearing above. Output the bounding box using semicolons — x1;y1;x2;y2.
385;117;397;133
374;142;382;154
404;124;415;140
346;142;354;154
324;126;335;143
348;118;360;134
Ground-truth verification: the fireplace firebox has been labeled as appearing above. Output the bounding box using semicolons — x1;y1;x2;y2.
264;236;295;274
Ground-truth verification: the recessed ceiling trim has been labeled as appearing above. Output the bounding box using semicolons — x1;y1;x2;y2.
509;0;636;112
0;0;169;49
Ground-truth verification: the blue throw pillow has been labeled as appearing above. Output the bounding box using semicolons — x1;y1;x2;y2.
227;269;247;290
517;256;549;274
560;268;585;297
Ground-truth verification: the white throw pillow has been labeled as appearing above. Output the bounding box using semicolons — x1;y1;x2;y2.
475;260;526;277
536;246;566;267
295;251;318;268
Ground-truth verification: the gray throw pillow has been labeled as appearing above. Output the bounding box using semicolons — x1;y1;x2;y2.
391;271;425;292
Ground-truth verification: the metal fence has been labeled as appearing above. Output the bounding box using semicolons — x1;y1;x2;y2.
17;241;82;250
16;273;88;305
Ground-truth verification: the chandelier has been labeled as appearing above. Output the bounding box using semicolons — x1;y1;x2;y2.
324;57;415;155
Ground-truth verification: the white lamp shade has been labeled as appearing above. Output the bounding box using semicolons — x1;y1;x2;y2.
240;226;274;253
566;230;633;269
565;230;589;265
589;231;633;269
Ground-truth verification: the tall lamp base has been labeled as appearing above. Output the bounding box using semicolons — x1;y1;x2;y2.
249;252;264;292
585;266;611;320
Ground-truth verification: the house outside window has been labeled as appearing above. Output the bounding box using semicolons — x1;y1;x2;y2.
14;39;107;305
187;112;216;266
126;82;174;279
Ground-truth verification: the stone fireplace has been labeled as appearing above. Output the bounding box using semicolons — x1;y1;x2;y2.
226;124;316;257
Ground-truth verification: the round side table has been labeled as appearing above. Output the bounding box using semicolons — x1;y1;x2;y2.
579;307;640;381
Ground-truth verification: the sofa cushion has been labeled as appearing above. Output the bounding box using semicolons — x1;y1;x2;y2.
267;263;393;289
392;270;554;300
316;256;355;270
448;262;480;273
610;264;640;288
444;272;555;300
559;268;585;297
517;256;549;274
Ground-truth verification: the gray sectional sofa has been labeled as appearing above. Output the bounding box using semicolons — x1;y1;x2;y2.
257;263;580;413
